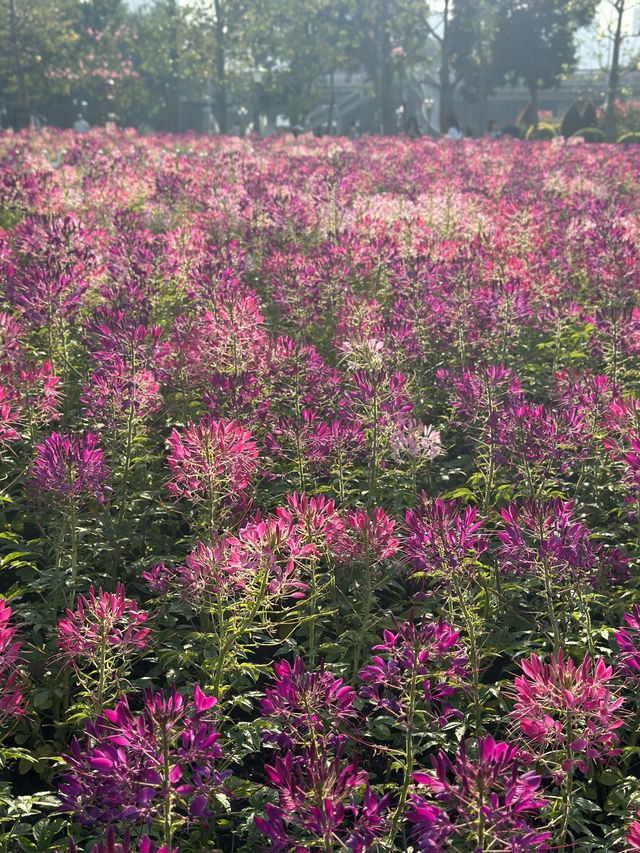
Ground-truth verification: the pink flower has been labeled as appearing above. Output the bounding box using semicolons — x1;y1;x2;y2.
166;416;258;504
614;605;640;680
628;811;640;849
409;736;549;852
81;359;162;429
58;584;149;665
509;649;625;769
331;506;399;565
28;432;108;504
0;598;25;728
261;657;356;748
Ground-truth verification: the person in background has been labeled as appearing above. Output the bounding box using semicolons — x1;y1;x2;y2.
73;113;90;133
502;116;522;139
446;114;463;140
406;116;421;139
487;118;501;139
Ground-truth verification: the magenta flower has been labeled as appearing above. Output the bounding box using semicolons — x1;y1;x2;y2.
81;359;163;429
496;499;605;583
12;359;62;425
59;684;228;828
0;598;25;729
332;506;399;566
166;415;258;505
509;650;625;770
261;657;356;748
614;605;640;680
275;492;344;550
256;746;390;852
408;736;549;852
440;363;522;426
359;613;467;722
628;810;640;849
0;385;20;445
145;512;311;608
28;431;108;504
58;584;149;668
404;496;486;588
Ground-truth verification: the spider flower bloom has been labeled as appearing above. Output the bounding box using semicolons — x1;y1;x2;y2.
28;431;108;504
166;416;258;503
404;496;486;588
628;811;640;849
390;416;443;463
332;507;399;566
408;736;549;852
496;499;602;582
275;492;344;550
59;684;227;827
144;514;311;607
0;598;25;727
614;605;640;680
359;614;467;722
509;650;625;768
261;657;356;747
81;359;163;429
0;386;20;445
57;584;149;667
256;746;390;851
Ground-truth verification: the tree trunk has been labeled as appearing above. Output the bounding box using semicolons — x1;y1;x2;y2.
214;0;228;134
529;81;538;137
166;0;180;133
605;0;624;143
326;69;335;134
379;17;394;134
438;0;453;132
9;0;28;112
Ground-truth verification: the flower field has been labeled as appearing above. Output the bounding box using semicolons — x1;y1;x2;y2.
3;129;640;852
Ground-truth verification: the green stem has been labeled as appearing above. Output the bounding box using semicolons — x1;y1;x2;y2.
368;385;379;508
351;561;374;680
308;557;318;668
541;556;560;654
454;575;482;734
68;503;78;608
97;626;107;711
161;727;174;849
559;755;574;849
389;662;418;842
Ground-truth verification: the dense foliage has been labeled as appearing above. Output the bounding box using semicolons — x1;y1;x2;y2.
2;129;640;851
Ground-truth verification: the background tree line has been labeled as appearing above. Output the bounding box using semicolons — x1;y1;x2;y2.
0;0;609;135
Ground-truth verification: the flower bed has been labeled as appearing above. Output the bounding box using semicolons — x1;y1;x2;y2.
1;129;640;851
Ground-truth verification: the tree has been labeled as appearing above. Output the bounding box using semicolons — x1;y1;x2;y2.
449;0;499;127
188;0;256;134
492;0;598;134
243;0;356;129
601;0;640;141
351;0;430;134
0;0;79;124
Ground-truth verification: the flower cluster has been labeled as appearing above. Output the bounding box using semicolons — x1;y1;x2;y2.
0;598;25;731
408;736;549;852
29;431;108;504
255;746;390;852
166;416;258;510
359;613;468;722
59;685;227;830
509;650;625;770
261;657;356;748
404;497;486;588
